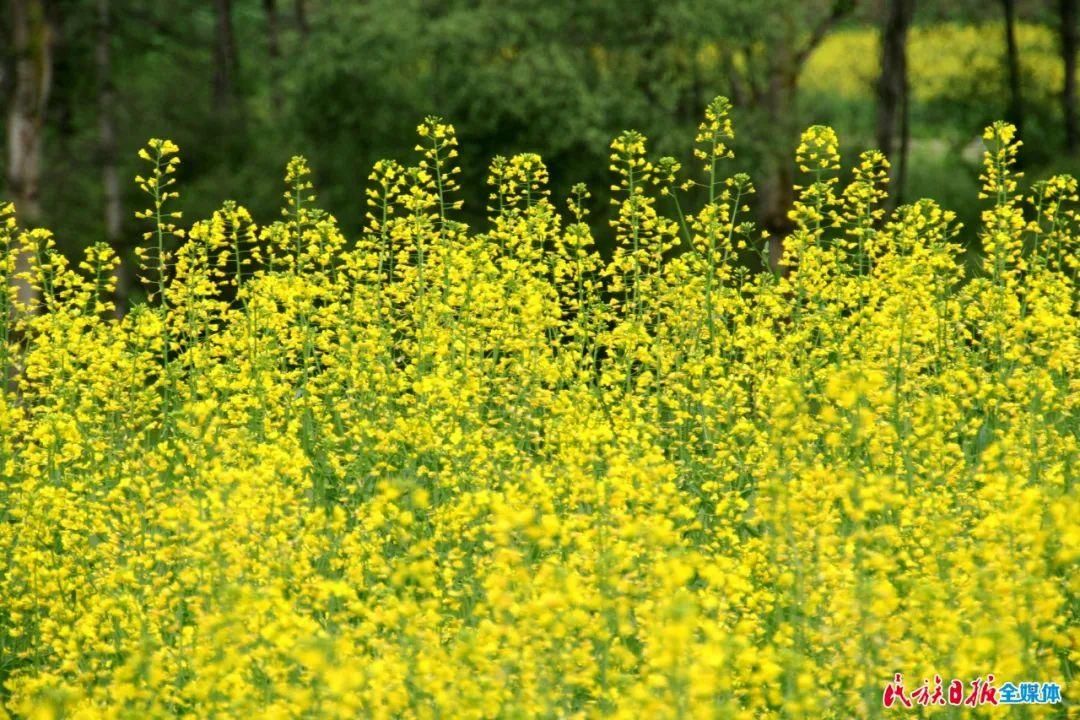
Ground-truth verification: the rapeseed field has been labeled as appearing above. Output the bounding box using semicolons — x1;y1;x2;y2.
0;102;1076;718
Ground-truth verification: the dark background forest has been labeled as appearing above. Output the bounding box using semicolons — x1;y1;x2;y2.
2;0;1078;304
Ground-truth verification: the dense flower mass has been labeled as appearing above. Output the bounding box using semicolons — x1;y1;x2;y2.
802;22;1065;107
0;104;1077;719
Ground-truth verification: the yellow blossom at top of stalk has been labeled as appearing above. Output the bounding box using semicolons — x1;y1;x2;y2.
796;125;842;174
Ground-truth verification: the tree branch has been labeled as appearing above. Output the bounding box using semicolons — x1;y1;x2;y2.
794;0;857;67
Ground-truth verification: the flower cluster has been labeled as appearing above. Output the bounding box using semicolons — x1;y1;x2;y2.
0;100;1076;719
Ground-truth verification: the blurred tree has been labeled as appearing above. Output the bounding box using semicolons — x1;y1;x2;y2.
95;0;126;310
294;0;308;40
715;0;855;270
7;0;52;225
213;0;241;120
0;9;9;112
1060;0;1078;151
7;0;54;308
1002;0;1024;139
263;0;283;113
876;0;915;206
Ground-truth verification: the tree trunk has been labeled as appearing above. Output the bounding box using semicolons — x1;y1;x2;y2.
294;0;309;40
761;66;798;276
6;0;53;311
212;0;240;115
263;0;283;113
1;10;12;112
96;0;127;314
1002;0;1024;141
875;0;916;208
1061;0;1079;152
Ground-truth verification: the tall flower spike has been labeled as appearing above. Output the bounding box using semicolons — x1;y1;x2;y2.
282;156;316;274
284;156;315;223
694;96;735;200
567;182;591;224
979;121;1021;201
978;122;1026;286
364;159;407;286
1028;174;1079;271
655;157;681;196
417;116;463;224
78;242;120;317
486;155;510;219
606;130;678;326
0;203;15;389
0;203;16;309
134;138;184;307
211;201;258;291
796;126;841;175
609;130;652;198
840;150;890;271
509;153;550;210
